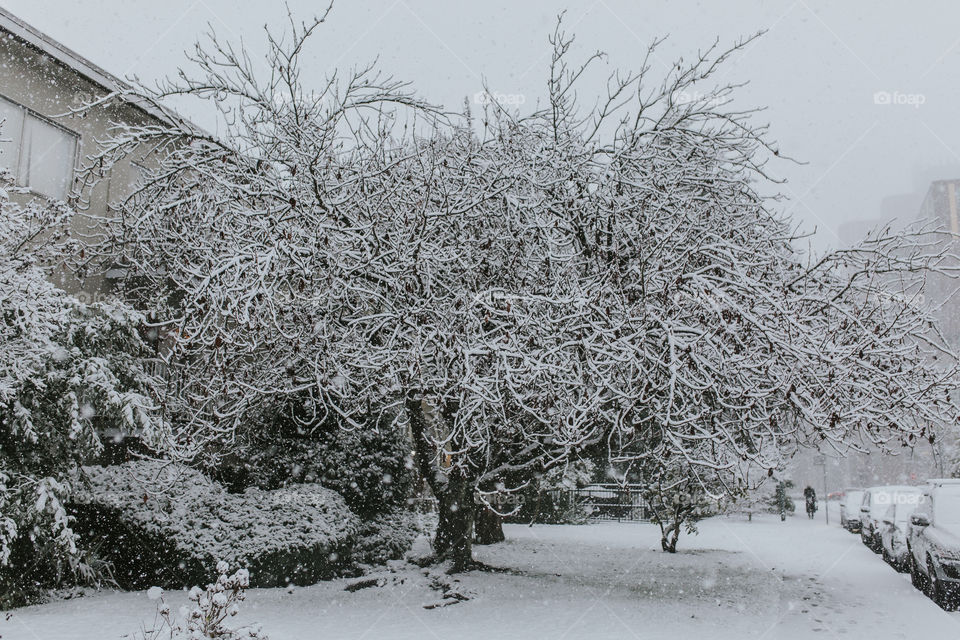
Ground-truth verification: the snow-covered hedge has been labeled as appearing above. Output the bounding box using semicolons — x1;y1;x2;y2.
351;509;424;566
71;461;362;589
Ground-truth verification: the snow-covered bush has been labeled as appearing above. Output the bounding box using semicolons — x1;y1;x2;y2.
0;174;160;607
137;562;266;640
350;509;424;566
219;399;412;520
606;426;725;551
71;460;361;589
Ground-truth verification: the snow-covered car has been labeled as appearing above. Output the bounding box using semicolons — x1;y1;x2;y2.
840;489;865;533
880;499;920;572
860;486;922;553
907;480;960;609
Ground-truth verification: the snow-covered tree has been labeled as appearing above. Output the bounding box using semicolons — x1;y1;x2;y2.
608;425;728;553
640;462;717;553
74;9;436;464
79;13;960;569
0;172;160;604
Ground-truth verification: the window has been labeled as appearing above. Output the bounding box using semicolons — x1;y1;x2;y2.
0;98;24;174
0;95;78;200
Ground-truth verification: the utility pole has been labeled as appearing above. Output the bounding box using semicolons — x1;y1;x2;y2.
815;454;829;525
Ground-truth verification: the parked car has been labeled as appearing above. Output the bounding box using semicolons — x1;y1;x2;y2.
860;486;922;552
907;479;960;609
840;489;865;532
880;499;921;572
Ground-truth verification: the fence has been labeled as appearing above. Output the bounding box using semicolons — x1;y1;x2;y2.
569;484;652;522
411;484;653;523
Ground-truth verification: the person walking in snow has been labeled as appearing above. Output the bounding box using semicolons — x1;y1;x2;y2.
804;486;818;519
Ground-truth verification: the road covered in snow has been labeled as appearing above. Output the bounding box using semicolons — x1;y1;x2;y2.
5;513;959;640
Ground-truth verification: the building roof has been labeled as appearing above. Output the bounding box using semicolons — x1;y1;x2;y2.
0;6;131;93
0;7;180;126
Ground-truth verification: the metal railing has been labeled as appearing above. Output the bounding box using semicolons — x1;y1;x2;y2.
409;484;652;523
569;484;651;522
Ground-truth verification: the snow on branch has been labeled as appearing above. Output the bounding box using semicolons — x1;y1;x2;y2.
73;14;960;505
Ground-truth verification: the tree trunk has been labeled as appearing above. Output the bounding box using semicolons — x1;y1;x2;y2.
434;474;475;569
405;393;477;569
661;532;677;553
661;520;681;553
527;489;543;526
474;504;505;545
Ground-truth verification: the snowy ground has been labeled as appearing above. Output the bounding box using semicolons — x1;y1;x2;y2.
5;509;960;640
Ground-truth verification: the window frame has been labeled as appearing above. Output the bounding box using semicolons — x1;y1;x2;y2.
0;92;80;200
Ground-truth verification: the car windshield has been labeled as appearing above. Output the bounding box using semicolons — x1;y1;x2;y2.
845;491;864;508
870;492;893;516
934;492;960;528
893;502;915;523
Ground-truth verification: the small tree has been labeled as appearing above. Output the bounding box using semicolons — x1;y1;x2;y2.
607;447;724;553
644;468;716;553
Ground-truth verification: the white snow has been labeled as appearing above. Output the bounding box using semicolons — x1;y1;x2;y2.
4;515;960;640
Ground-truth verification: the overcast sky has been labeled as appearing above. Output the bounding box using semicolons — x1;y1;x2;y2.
6;0;960;251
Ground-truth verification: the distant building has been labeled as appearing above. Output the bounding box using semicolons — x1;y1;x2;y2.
836;165;960;249
881;192;925;222
911;164;960;196
837;217;894;247
918;179;960;233
836;194;922;248
913;179;960;349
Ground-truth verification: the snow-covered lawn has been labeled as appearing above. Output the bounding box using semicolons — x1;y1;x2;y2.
5;514;959;640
